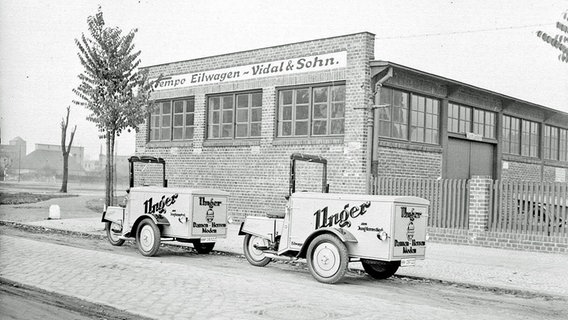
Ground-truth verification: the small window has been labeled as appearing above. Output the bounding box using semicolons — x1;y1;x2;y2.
208;92;262;139
277;84;345;138
149;98;195;142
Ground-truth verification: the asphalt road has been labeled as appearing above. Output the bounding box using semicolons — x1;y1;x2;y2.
1;226;566;320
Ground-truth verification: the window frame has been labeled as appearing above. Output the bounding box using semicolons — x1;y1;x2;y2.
207;90;263;140
502;115;540;158
276;83;346;138
149;97;195;142
544;125;568;162
448;102;496;139
378;87;440;145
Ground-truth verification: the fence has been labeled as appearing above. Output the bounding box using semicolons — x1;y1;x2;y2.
490;181;568;236
374;177;469;229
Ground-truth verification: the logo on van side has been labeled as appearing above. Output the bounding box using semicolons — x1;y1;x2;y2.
313;202;371;229
144;194;179;214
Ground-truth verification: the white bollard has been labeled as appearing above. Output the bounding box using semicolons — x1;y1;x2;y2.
48;204;60;220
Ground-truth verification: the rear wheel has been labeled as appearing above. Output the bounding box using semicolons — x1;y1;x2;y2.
306;234;348;284
105;221;125;246
136;219;161;257
243;234;271;267
361;259;400;279
194;241;215;254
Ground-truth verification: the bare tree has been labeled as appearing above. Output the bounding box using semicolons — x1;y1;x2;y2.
60;106;77;193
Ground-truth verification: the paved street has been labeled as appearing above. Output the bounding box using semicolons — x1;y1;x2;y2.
1;233;566;320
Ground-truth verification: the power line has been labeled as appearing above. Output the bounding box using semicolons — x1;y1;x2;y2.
376;23;555;40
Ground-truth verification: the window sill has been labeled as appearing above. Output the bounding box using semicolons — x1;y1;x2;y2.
146;140;193;148
377;138;443;153
502;154;541;165
272;137;344;146
203;139;261;147
543;159;568;168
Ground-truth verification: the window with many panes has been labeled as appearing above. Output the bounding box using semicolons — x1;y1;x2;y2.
411;95;439;144
150;98;195;141
544;125;568;162
521;120;539;157
208;92;262;139
378;87;439;144
502;115;539;157
448;103;496;139
277;84;345;137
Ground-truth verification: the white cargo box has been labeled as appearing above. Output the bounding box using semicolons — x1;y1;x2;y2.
124;187;230;239
281;192;429;261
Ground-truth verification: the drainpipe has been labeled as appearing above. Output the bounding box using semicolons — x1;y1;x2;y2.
366;67;393;194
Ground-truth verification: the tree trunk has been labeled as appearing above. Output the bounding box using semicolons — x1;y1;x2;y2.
60;153;69;193
105;132;111;207
109;131;115;206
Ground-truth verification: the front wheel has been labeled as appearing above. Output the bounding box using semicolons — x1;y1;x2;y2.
243;234;271;267
136;219;161;257
306;234;349;284
361;259;400;279
105;221;125;246
194;241;215;254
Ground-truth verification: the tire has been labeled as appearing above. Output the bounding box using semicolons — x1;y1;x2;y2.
105;221;125;246
136;219;161;257
194;241;215;254
361;259;400;279
243;234;271;267
306;234;349;284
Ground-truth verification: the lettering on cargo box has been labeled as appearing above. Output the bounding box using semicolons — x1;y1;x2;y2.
313;202;371;229
144;194;179;214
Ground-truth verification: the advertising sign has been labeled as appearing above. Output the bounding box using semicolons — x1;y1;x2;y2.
392;206;427;258
152;51;347;91
191;196;228;237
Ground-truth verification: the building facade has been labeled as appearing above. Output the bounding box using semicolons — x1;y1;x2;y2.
137;32;568;221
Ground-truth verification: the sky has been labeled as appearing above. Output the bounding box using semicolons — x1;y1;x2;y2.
1;0;567;160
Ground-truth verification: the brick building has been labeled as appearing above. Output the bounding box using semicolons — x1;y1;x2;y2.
137;32;568;221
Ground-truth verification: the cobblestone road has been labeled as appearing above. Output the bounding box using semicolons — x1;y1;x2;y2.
1;235;565;320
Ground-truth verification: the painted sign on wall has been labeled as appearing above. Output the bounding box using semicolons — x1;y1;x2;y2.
151;51;347;91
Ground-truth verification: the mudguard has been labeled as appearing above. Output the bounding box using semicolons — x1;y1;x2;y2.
298;227;357;258
127;214;171;237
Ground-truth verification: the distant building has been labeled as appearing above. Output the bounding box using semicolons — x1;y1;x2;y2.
0;137;27;180
34;143;85;166
21;147;85;178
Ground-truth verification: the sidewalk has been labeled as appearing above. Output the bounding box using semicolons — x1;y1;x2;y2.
17;214;568;298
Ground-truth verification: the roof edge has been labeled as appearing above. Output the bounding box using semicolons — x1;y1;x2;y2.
371;60;568;118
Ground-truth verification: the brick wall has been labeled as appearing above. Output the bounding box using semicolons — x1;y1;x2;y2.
501;159;542;182
376;143;442;179
136;32;375;221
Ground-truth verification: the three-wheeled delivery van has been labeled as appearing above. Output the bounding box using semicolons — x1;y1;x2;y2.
240;153;429;284
102;156;229;256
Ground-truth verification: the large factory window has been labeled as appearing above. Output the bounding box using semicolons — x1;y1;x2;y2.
208;91;262;139
149;98;195;141
502;115;539;158
448;103;496;139
277;84;345;138
378;88;439;144
544;125;568;162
